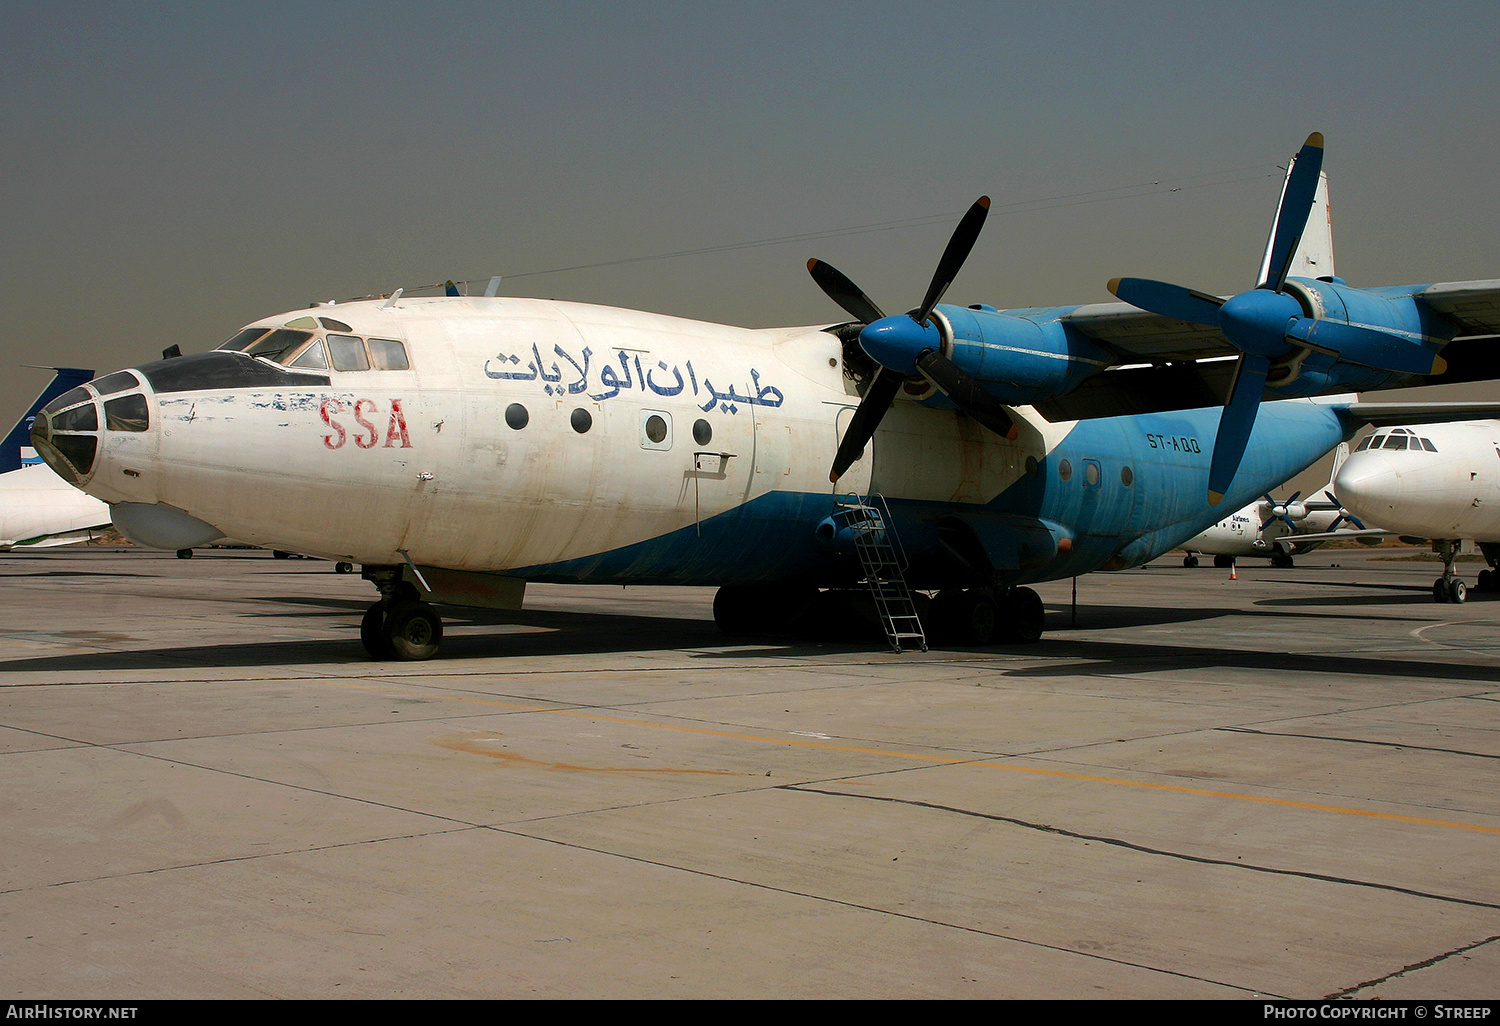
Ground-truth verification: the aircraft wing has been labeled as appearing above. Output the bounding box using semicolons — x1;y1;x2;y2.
1339;401;1500;427
1031;285;1500;422
1272;528;1392;549
1416;279;1500;336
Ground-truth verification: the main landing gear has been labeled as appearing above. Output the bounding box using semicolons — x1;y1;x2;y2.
711;584;1045;647
361;566;443;660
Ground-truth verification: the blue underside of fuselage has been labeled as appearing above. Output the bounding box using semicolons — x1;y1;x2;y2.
509;401;1354;589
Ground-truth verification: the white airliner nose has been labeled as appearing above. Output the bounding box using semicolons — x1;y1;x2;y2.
1333;453;1403;519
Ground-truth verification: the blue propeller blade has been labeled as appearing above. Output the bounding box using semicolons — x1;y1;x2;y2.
1284;318;1446;376
1108;278;1223;326
1259;133;1324;292
1207;354;1270;504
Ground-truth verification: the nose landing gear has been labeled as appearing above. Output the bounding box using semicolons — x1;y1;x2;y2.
1432;540;1467;604
360;567;443;660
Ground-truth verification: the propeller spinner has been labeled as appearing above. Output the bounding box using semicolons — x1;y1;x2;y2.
1109;133;1445;505
810;196;1013;483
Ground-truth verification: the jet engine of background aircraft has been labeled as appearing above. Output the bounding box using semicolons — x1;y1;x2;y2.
1110;134;1457;504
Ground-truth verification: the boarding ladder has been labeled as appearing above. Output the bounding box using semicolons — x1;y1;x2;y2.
835;494;927;654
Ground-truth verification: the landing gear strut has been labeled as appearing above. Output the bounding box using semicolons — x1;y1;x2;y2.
361;566;443;660
1431;540;1467;604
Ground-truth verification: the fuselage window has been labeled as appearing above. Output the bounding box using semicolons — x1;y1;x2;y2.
1084;461;1101;486
505;403;528;429
641;411;671;450
571;408;593;434
1120;465;1133;487
287;340;329;369
693;419;712;446
1025;455;1039;477
1058;459;1073;482
367;338;410;371
104;394;149;432
328;335;370;372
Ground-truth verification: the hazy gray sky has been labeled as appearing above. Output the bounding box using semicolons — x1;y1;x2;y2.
5;0;1499;444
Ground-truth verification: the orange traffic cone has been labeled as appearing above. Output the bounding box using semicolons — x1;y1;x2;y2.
1229;561;1238;580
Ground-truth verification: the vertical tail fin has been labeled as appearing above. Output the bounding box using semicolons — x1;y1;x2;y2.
3;368;94;474
1259;168;1335;283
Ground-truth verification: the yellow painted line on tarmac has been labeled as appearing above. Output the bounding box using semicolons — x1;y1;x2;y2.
334;678;1500;837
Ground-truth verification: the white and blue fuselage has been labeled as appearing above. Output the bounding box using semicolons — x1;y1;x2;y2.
33;296;1355;595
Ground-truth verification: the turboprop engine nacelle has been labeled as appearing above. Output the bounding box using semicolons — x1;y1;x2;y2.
1260;277;1456;396
859;304;1116;408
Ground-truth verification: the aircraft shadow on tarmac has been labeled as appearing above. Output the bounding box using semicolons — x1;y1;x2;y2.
0;593;1494;687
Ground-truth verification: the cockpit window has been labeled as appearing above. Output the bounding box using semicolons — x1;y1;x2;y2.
1382;435;1409;450
328;334;370;372
319;316;353;332
245;329;313;362
218;327;271;351
1355;435;1376;451
367;338;409;371
104;394;149;432
91;371;140;396
1421;438;1438;452
287;340;329;369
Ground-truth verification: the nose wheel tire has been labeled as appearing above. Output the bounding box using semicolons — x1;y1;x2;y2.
361;600;443;660
1433;577;1467;604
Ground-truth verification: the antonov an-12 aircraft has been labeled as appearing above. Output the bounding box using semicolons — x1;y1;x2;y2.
29;135;1500;659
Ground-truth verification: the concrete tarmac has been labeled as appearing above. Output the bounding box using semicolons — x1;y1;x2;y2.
0;547;1496;999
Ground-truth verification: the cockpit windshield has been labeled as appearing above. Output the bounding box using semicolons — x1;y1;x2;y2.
1356;428;1438;453
213;320;410;373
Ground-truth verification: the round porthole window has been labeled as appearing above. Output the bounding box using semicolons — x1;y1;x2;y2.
571;408;593;434
693;419;712;445
1024;455;1038;478
505;403;528;429
645;414;667;443
1058;459;1072;482
1121;465;1134;487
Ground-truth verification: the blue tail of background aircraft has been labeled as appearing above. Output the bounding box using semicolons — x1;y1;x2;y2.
3;368;93;473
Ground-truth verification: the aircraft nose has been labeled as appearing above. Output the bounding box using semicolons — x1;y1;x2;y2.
1333;452;1402;518
31;383;101;486
30;368;153;490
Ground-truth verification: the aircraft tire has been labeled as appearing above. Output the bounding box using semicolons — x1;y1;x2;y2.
1479;569;1497;591
1213;555;1233;569
361;603;394;659
1182;555;1199;568
334;562;355;574
176;548;192;559
1271;552;1294;569
1000;587;1044;644
385;601;443;661
958;590;999;646
1449;579;1467;604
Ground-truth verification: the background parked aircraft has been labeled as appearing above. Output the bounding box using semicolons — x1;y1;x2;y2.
1178;444;1371;567
1326;417;1500;603
0;369;111;549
